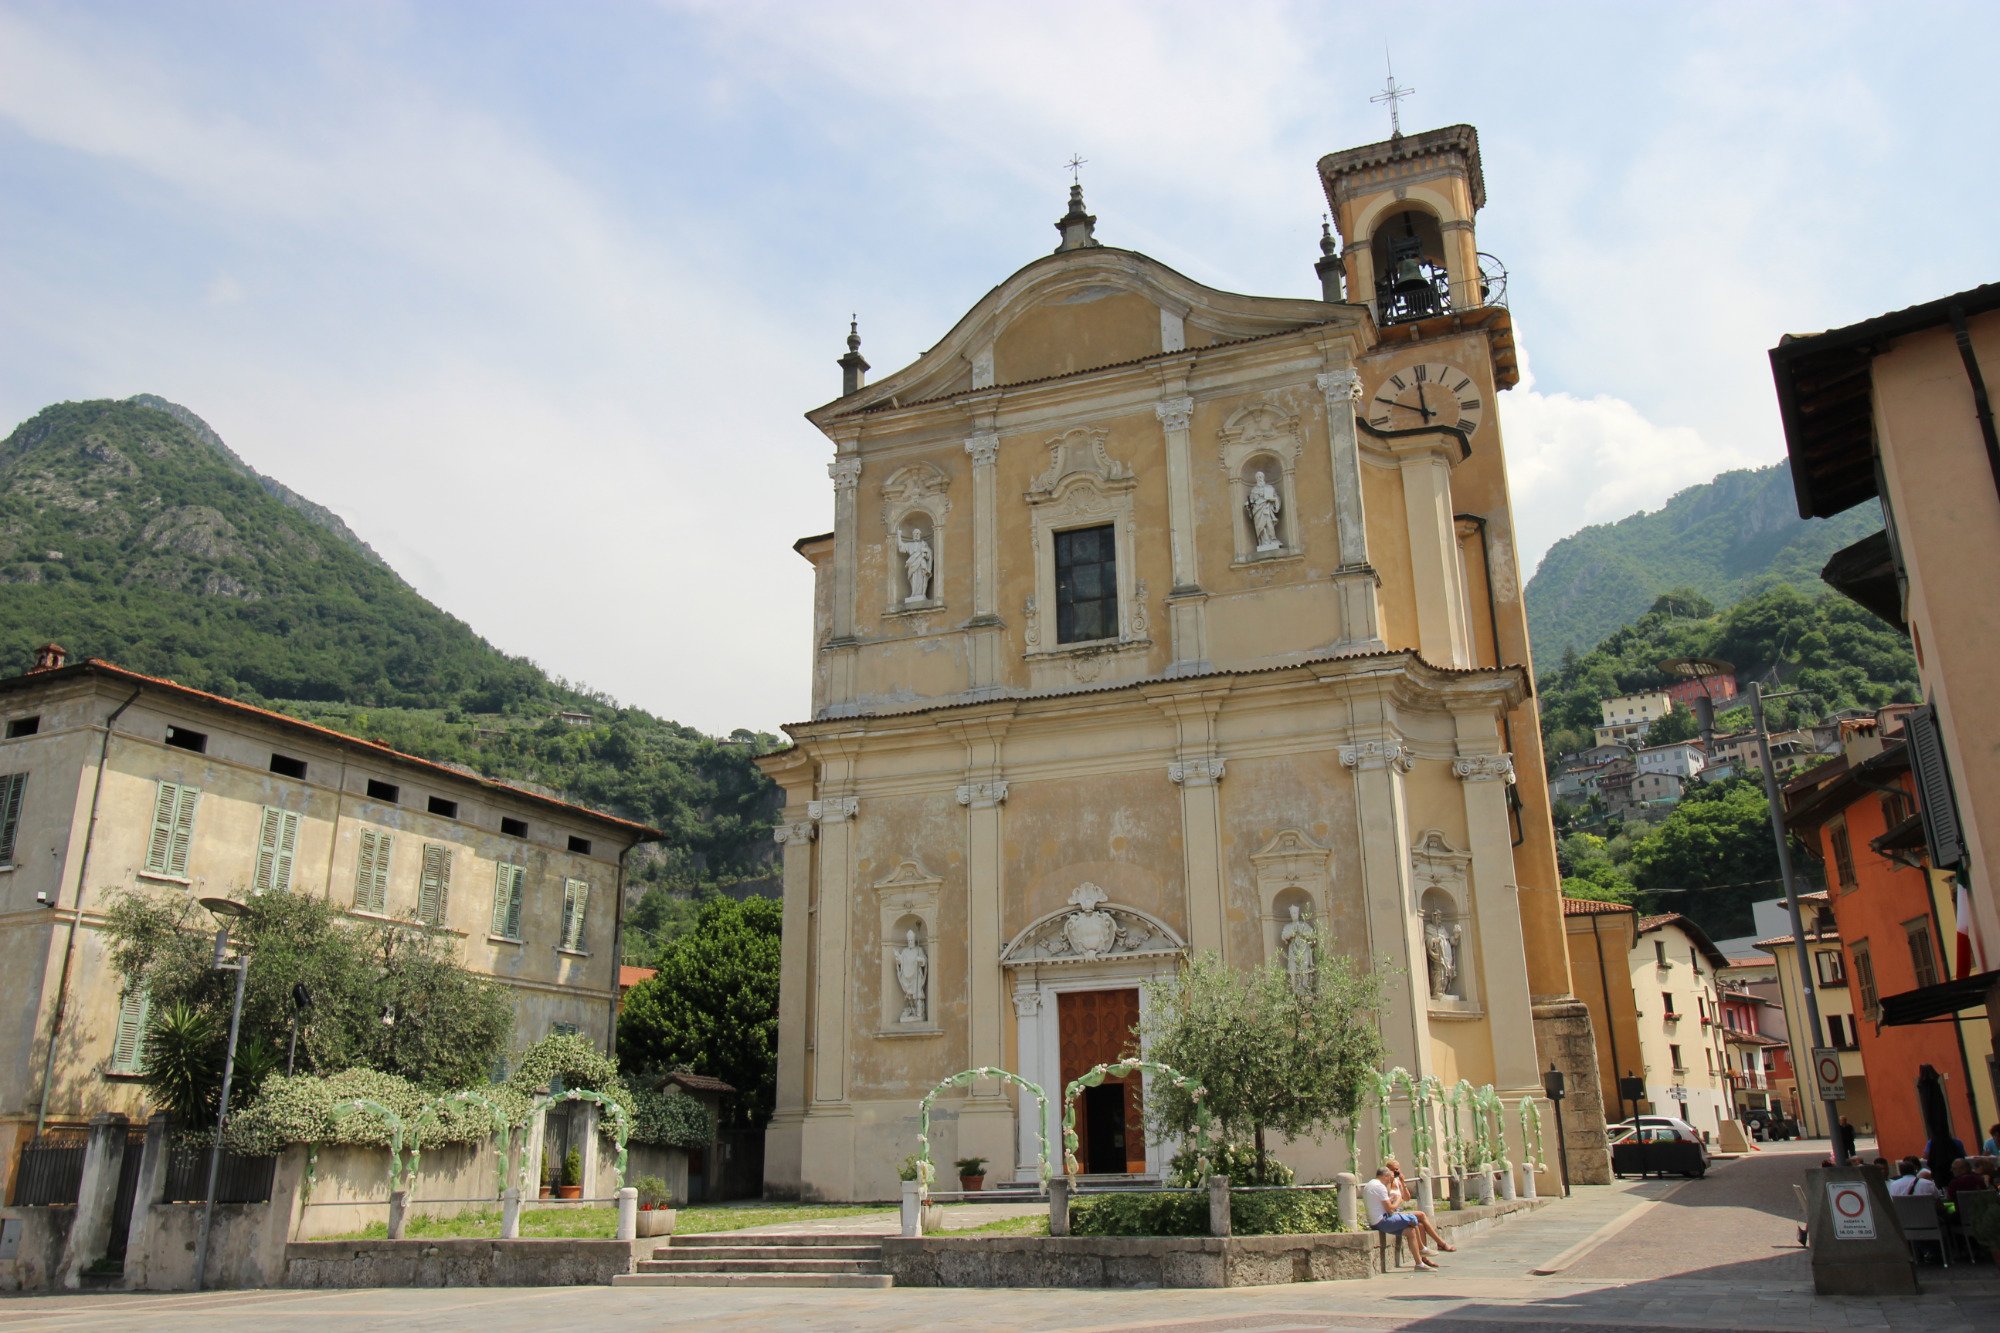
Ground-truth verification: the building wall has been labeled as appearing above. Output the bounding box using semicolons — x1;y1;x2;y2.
1628;924;1730;1136
1766;932;1874;1138
1564;907;1645;1119
0;673;639;1196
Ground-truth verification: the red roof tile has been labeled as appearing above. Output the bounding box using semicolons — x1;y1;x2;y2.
1562;896;1636;916
619;966;657;990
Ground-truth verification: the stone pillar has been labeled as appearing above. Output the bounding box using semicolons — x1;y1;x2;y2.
827;455;862;642
1454;746;1540;1091
765;811;816;1196
901;1180;921;1237
577;1103;601;1201
808;795;858;1107
1155;394;1210;674
1149;686;1230;955
1340;737;1429;1079
951;713;1017;1172
1048;1177;1070;1237
1397;443;1472;668
1012;991;1045;1182
523;1097;549;1197
1520;1159;1538;1200
387;1189;409;1240
1416;1176;1435;1217
615;1186;637;1241
1335;1173;1358;1230
59;1112;130;1289
1208;1175;1231;1237
1315;368;1383;651
1534;997;1613;1184
963;429;1005;691
501;1186;522;1239
120;1112;171;1291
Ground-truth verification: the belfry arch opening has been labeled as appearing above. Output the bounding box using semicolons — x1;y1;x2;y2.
1370;207;1453;325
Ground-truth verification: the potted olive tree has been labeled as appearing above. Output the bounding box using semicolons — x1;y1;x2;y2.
557;1148;584;1200
634;1174;674;1238
955;1156;988;1193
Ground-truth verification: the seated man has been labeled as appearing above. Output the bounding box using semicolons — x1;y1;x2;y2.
1945;1157;1988;1203
1383;1157;1456;1253
1364;1166;1439;1271
1887;1157;1939;1198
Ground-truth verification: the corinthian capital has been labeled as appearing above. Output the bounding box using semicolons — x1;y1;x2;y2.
963;432;1000;467
1154;396;1195;434
1316;368;1363;404
827;458;863;491
1452;754;1517;784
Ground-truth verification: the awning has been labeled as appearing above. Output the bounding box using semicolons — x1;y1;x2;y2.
1877;969;2000;1027
1820;529;1904;631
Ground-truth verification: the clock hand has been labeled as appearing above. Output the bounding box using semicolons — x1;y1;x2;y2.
1416;380;1436;422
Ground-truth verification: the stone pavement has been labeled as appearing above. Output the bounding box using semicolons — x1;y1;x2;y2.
5;1143;1996;1330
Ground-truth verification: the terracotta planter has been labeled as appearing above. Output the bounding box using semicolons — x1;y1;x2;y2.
959;1174;985;1193
539;1183;553;1199
557;1184;583;1199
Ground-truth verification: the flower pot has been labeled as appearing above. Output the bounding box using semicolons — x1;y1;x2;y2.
959;1174;985;1193
636;1208;675;1238
539;1183;553;1199
557;1184;583;1200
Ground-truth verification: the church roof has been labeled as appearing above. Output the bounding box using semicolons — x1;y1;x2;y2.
1561;897;1635;917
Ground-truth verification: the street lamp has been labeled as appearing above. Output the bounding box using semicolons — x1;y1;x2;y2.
192;895;250;1293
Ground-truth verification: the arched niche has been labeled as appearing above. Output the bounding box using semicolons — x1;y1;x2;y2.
1216;404;1305;565
874;860;943;1035
880;462;950;614
1411;829;1477;1014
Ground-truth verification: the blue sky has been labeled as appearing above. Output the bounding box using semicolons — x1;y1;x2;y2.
3;1;1996;733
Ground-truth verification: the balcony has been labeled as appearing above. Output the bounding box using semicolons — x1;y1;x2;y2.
1374;253;1509;327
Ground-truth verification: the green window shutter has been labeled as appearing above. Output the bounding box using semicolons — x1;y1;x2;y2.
273;810;300;892
253;807;281;894
167;785;200;878
356;830;394;913
111;985;151;1074
371;833;394;913
419;844;451;926
562;878;589;951
491;863;524;938
0;771;25;864
145;781;179;874
506;865;524;938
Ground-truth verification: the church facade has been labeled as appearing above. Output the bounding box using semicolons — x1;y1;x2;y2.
761;124;1611;1201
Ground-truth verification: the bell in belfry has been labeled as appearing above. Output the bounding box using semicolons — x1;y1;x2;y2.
1392;251;1437;317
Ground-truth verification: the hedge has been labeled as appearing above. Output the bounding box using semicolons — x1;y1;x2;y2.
1068;1187;1350;1237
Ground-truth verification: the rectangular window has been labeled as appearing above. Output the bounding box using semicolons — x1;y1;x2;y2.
252;806;301;894
110;984;151;1075
1880;789;1913;830
552;1022;580;1038
144;780;200;878
1815;949;1846;986
417;844;452;926
1852;941;1879;1024
560;878;590;951
0;770;25;864
1905;918;1941;989
1705;1049;1714;1074
164;725;207;753
367;778;400;803
1828;818;1857;890
353;829;394;914
1662;992;1676;1017
1654;940;1668;966
500;816;528;839
1827;1015;1853;1049
567;835;592;855
491;862;526;939
6;715;39;738
1053;523;1118;644
427;795;458;819
269;753;307;780
1669;1043;1684;1070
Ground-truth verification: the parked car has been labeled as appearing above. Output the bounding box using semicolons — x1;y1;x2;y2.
1608;1121;1710;1178
1606;1114;1703;1141
1739;1107;1798;1141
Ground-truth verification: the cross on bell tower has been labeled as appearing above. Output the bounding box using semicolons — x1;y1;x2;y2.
1370;55;1415;138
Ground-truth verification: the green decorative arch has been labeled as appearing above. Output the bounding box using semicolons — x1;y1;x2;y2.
1472;1085;1508;1171
1420;1074;1449;1177
1060;1059;1207;1180
1446;1079;1476;1175
330;1099;409;1192
1518;1093;1546;1172
915;1066;1049;1199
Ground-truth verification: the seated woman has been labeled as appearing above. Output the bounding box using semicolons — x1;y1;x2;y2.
1383;1156;1457;1253
1364;1166;1441;1271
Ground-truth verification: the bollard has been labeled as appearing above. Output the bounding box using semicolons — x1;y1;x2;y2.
1049;1177;1071;1236
1448;1174;1465;1209
387;1189;409;1240
1335;1172;1358;1230
1208;1175;1231;1237
616;1186;638;1241
501;1186;522;1239
1467;1171;1493;1205
1520;1164;1538;1200
900;1180;921;1238
1416;1176;1436;1217
1498;1165;1516;1202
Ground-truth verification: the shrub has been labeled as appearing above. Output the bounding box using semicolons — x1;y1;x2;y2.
896;1155;921;1182
562;1149;583;1187
1066;1187;1348;1237
955;1157;988;1177
634;1175;670;1209
629;1087;711;1147
223;1068;533;1155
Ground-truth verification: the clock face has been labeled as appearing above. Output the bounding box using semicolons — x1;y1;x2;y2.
1367;361;1485;437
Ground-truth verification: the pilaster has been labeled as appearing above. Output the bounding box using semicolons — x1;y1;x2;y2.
1316;368;1384;651
1452;747;1538;1089
1147;685;1231;954
963;428;1005;690
807;794;857;1105
770;813;817;1126
1155;393;1212;674
949;712;1018;1177
1340;736;1429;1078
1397;442;1472;667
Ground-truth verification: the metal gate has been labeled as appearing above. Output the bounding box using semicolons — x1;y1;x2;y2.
9;1129;86;1206
106;1130;149;1261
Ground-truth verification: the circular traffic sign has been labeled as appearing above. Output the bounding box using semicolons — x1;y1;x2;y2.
1833;1185;1866;1218
1816;1053;1841;1083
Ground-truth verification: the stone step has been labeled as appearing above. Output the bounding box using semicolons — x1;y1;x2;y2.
637;1257;887;1275
667;1232;886;1247
646;1244;883;1263
614;1271;895;1290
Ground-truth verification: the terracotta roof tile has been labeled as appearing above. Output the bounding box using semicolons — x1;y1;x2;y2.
664;1071;738;1095
1562;896;1636;916
619;966;657;990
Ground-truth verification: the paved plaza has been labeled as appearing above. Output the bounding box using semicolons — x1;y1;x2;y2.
5;1144;1997;1331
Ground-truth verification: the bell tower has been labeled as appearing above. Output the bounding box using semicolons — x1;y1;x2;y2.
1318;125;1505;342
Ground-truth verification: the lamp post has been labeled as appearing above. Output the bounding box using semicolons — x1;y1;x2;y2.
192;895;250;1293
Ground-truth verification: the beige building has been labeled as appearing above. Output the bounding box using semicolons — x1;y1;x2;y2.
1629;914;1731;1138
0;649;656;1195
1757;893;1874;1138
1773;282;2000;1106
760;124;1609;1201
1593;691;1672;748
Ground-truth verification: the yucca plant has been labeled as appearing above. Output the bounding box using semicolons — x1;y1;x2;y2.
143;1000;222;1128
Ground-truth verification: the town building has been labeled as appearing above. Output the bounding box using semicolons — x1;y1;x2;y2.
1663;674;1738;713
1593;691;1673;748
1782;718;1997;1161
1562;897;1645;1123
1631;914;1733;1138
1772;282;2000;1079
1718;954;1798;1121
759;123;1611;1200
1757;893;1874;1138
0;648;657;1197
1634;740;1706;782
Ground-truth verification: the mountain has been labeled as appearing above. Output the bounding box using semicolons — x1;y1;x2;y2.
0;397;778;889
1526;461;1884;662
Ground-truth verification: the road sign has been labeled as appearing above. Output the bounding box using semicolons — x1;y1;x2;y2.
1828;1181;1875;1240
1812;1047;1846;1100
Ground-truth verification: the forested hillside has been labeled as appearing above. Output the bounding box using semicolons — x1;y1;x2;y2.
0;397;779;890
1526;461;1883;661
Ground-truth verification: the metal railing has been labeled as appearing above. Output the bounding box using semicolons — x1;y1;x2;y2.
1374;253;1510;326
161;1141;276;1204
10;1129;87;1206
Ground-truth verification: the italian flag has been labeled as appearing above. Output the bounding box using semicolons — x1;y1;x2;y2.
1957;879;1987;980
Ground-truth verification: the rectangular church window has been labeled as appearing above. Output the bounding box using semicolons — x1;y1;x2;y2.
1054;524;1117;645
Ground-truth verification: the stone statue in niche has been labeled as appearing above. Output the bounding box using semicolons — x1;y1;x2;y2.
1246;471;1282;552
1280;902;1316;992
894;927;929;1022
1424;913;1462;1000
897;528;933;602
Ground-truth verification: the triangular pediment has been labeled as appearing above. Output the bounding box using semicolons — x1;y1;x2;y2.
811;247;1362;427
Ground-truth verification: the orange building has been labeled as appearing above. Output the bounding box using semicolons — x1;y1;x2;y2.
1785;721;1997;1160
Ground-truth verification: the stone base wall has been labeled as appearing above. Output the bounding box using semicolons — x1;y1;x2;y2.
882;1199;1543;1288
284;1238;633;1288
0;1207;73;1292
1533;995;1613;1185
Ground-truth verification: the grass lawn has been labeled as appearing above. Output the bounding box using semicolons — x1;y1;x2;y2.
321;1200;892;1242
940;1213;1049;1236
